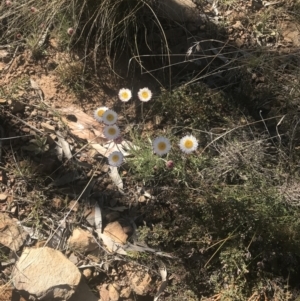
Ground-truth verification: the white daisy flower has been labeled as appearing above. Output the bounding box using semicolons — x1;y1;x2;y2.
108;151;123;167
102;109;118;125
152;136;171;156
118;88;132;102
137;87;152;102
94;106;108;122
103;125;120;140
179;135;198;154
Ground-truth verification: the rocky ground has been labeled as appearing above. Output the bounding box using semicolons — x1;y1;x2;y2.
1;0;300;300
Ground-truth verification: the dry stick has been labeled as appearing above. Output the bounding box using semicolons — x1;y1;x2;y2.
276;115;286;144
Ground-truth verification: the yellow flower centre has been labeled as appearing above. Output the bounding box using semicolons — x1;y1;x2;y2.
121;92;129;99
141;91;149;99
106;114;114;122
111;154;119;162
184;139;193;149
157;142;167;151
97;109;105;117
108;128;116;135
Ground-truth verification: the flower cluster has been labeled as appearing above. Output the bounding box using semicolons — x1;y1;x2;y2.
152;135;198;156
94;106;123;166
118;87;152;102
94;88;199;168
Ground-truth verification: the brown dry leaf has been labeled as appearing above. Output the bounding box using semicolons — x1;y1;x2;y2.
59;106;107;143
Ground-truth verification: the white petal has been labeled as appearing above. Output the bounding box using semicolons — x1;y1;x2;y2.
102;109;118;125
179;135;198;154
118;88;132;102
94;106;108;122
108;151;123;167
152;136;171;156
137;87;152;102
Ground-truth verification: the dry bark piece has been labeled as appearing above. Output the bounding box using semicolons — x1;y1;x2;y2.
12;247;81;300
58;106;106;143
0;213;28;252
68;228;98;253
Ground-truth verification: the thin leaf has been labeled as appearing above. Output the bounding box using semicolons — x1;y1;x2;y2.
56;132;72;160
97;232;127;255
154;261;168;301
94;202;103;233
109;166;123;190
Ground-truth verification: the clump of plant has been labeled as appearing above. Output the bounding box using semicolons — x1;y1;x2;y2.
0;0;161;65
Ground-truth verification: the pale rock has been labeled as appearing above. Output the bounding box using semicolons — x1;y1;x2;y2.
68;253;79;265
68;200;79;212
82;268;92;280
124;263;152;296
120;287;131;298
0;50;9;59
12;247;81;300
103;221;128;244
84;206;96;226
0;193;8;201
99;285;110;301
0;213;28;251
236;38;244;48
41;122;56;133
68;228;98;253
108;284;119;301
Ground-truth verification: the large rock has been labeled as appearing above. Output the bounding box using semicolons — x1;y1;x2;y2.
12;247;81;300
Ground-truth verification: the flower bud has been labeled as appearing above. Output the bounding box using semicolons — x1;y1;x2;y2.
166;160;174;169
67;28;74;35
